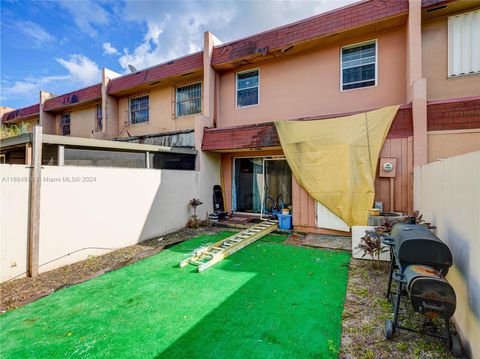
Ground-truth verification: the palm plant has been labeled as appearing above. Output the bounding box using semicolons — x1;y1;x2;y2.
187;198;203;228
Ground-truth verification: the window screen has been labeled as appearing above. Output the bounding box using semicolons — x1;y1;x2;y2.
341;41;376;90
176;83;202;116
42;145;58;165
129;95;149;124
64;148;146;168
236;70;259;107
149;153;196;170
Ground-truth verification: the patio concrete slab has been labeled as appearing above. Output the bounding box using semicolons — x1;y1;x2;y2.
287;234;351;251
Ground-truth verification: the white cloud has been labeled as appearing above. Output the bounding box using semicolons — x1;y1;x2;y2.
2;20;55;49
118;2;236;72
56;54;102;85
58;0;109;37
117;0;358;72
1;55;101;105
0;75;69;104
18;21;54;46
103;42;119;56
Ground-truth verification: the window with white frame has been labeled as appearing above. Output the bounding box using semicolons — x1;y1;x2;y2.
61;113;70;136
129;95;149;124
176;83;202;116
341;40;377;91
236;69;259;107
448;10;480;77
95;104;102;131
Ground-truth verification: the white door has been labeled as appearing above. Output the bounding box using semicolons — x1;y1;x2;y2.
316;202;350;232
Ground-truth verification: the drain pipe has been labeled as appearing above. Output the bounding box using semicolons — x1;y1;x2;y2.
28;125;42;277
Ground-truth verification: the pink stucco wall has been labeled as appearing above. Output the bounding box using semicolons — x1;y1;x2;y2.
217;26;407;128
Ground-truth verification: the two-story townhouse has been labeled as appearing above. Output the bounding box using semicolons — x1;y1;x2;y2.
1;53;206;166
1;0;479;354
1;0;479;230
202;0;479;234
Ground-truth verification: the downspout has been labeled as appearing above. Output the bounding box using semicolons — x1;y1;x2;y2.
407;0;428;167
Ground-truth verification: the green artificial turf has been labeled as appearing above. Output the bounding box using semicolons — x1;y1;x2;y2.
0;232;350;358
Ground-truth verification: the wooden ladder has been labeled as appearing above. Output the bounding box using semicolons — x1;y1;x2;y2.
179;220;278;272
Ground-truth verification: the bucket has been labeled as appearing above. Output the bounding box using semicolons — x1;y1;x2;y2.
277;214;292;230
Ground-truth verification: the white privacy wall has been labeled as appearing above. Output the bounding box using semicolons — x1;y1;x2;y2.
0;152;219;282
0;165;30;283
414;151;480;357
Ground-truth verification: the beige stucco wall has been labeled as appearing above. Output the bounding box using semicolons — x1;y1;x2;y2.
422;14;480;101
217;27;406;127
0;152;219;282
117;81;201;137
54;105;99;137
428;130;480;162
414;151;480;357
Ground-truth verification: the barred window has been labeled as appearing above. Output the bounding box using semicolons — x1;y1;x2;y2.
176;83;202;116
236;69;259;108
129;95;149;124
61;113;70;136
341;40;377;91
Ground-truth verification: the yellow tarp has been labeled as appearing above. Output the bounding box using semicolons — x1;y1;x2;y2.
275;105;399;226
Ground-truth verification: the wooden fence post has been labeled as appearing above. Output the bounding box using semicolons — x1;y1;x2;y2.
28;126;42;277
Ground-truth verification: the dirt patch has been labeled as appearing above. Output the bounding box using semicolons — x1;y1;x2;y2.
340;259;456;359
0;227;224;313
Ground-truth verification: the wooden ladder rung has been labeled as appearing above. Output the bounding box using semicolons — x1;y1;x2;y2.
190;260;206;266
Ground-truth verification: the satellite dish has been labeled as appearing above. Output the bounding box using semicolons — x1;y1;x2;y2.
128;64;138;73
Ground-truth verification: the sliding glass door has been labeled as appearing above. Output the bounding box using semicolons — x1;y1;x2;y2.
264;159;292;211
233;157;292;214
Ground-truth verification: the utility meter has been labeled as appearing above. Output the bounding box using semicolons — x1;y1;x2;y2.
383;162;394;172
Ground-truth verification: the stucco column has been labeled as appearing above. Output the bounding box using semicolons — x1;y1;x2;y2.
195;32;222;171
202;31;222;127
39;91;56;135
407;0;428;167
101;68;121;139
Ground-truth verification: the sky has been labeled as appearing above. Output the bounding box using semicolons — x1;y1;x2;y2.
1;0;358;109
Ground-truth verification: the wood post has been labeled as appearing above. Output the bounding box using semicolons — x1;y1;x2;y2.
28;126;42;277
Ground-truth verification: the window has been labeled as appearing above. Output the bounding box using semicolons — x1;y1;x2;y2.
341;40;377;91
236;69;259;107
176;83;202;116
448;10;480;77
129;95;149;124
95;104;102;131
61;113;70;136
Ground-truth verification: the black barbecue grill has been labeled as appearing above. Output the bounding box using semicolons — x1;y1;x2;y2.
382;223;462;357
387;223;453;273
